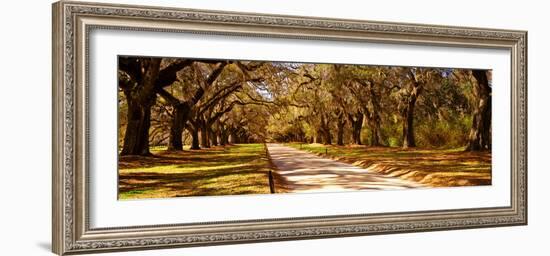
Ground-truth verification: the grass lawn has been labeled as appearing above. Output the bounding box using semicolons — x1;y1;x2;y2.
118;144;278;199
286;143;491;187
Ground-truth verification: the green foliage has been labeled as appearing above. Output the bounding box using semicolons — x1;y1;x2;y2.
387;137;400;147
118;56;489;154
117;56;492;198
381;119;402;147
415;114;471;149
262;63;483;148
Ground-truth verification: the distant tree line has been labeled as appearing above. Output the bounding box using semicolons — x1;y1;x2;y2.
266;64;491;151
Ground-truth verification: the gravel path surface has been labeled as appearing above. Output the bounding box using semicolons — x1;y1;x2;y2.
267;143;423;193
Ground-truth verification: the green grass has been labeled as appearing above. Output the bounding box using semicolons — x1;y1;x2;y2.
118;144;273;199
286;143;491;187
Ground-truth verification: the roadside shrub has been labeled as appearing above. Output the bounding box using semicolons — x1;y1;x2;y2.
416;115;470;148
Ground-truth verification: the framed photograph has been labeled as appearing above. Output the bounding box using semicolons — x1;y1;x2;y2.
52;1;527;255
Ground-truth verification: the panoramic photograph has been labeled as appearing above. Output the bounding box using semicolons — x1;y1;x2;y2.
117;56;492;200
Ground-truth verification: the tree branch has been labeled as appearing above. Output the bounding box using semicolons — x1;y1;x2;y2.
198;82;242;115
155;60;194;89
156;88;182;106
205;62;228;86
118;57;142;83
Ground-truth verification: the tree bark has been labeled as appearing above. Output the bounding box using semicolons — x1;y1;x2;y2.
219;125;228;145
119;58;162;156
401;70;423;149
320;114;332;145
466;70;492;151
402;90;418;149
372;126;382;146
120;99;154;155
314;130;322;144
222;132;229;145
230;129;239;144
366;80;383;146
189;127;200;150
348;113;363;145
167;104;191;151
363;107;382;147
209;128;218;146
336;112;346;146
200;124;210;148
323;130;332;145
159;62;227;152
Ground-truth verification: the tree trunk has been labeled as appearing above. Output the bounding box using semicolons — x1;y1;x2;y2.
119;58;161;156
363;107;382;147
371;127;380;146
466;70;492;151
366;82;383;146
314;130;322;144
337;113;345;146
320;114;332;145
157;62;227;151
220;125;228;145
230;129;239;144
167;104;190;151
402;92;418;149
368;117;382;147
209;128;218;146
189;127;200;150
336;127;344;146
220;132;226;145
120;100;153;155
323;130;332;145
223;133;229;145
349;113;363;145
236;131;245;144
200;127;210;148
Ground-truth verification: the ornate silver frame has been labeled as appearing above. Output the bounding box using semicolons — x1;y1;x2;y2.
52;1;527;255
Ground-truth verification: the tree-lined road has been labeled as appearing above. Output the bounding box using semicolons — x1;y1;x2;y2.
118;56;492;198
267;144;423;193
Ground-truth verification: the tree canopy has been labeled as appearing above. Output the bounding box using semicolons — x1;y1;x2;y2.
118;56;492;156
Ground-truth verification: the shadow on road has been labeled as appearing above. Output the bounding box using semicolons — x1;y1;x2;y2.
267;144;423;193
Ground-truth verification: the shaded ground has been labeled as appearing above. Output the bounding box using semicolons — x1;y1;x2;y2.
286;143;491;187
118;144;278;199
118;142;489;199
267;144;423;192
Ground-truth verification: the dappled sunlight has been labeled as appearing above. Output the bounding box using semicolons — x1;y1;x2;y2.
268;144;424;193
285;143;491;187
121;163;252;174
118;144;273;199
117;57;493;198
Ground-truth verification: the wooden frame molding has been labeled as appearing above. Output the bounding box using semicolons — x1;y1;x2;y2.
52;1;527;255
